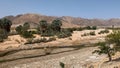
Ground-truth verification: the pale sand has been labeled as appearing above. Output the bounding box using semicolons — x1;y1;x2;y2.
0;29;112;51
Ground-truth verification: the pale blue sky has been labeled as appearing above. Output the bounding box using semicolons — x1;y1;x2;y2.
0;0;120;19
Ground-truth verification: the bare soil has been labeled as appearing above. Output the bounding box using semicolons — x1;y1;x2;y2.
1;29;119;68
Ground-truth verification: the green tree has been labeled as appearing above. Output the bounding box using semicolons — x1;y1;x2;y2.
39;20;48;33
51;19;62;32
15;25;23;34
23;22;30;31
15;22;34;38
93;42;115;61
22;31;34;38
0;18;12;32
15;22;30;33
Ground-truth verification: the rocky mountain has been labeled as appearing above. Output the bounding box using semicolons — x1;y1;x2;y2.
3;13;120;28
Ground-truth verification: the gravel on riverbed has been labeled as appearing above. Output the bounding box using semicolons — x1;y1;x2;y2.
10;47;106;68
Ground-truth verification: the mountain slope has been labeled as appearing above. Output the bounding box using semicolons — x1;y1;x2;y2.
4;13;120;28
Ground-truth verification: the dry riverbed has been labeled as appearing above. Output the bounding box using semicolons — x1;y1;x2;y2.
0;29;117;68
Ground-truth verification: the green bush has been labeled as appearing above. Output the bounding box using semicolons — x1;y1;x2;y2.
92;26;97;30
31;30;38;34
84;26;97;30
59;62;65;68
21;31;34;38
76;27;83;31
98;29;109;34
41;32;54;37
57;33;66;38
15;25;22;34
62;28;73;33
53;29;72;38
89;31;96;35
84;26;91;30
81;32;95;36
57;31;72;38
81;33;89;36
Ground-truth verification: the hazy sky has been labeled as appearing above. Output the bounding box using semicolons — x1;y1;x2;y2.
0;0;120;19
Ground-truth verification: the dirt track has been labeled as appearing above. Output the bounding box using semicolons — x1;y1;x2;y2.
0;46;106;68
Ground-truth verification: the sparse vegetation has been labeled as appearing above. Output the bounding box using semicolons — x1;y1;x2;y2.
81;31;96;36
93;30;120;61
25;37;46;44
25;37;56;44
81;33;89;36
84;26;97;30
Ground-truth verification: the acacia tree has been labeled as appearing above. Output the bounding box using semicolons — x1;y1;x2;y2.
93;42;115;61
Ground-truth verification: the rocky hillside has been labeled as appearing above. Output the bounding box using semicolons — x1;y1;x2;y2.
3;13;120;28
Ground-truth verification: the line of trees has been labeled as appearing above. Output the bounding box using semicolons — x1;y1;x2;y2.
15;19;72;38
15;19;99;39
38;19;62;36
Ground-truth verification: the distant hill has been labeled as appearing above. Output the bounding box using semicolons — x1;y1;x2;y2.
3;13;120;28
